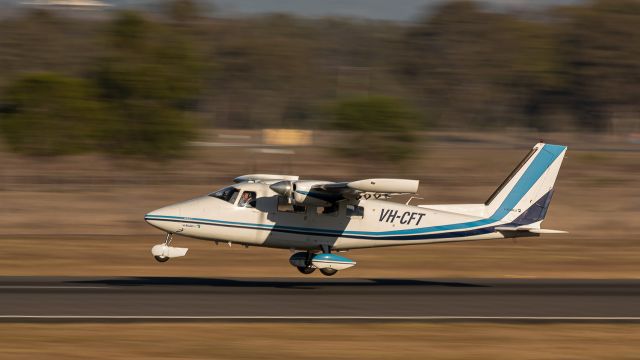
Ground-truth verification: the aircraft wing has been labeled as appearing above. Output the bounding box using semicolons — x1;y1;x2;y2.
313;178;419;199
234;174;299;183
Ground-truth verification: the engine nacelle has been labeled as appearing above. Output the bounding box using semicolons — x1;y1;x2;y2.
291;181;332;206
270;180;332;206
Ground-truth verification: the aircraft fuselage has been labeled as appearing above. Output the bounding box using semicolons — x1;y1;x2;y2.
145;182;511;251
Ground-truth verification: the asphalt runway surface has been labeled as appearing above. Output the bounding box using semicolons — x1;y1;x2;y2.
1;277;639;322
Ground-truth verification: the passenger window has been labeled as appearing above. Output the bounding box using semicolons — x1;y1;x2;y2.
316;203;339;216
209;186;239;204
346;204;364;218
238;191;257;208
277;197;306;213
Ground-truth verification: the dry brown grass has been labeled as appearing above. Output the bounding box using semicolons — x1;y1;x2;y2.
1;234;638;278
1;133;638;359
1;323;639;360
1;131;639;278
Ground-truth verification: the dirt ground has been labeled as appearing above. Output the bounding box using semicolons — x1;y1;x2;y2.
1;131;639;278
1;323;639;360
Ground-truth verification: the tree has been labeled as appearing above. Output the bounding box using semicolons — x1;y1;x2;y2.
557;0;640;130
93;11;204;156
0;73;107;156
211;14;323;128
328;96;419;163
164;0;206;24
398;1;565;130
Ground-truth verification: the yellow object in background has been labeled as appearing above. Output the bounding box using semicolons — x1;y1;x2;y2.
263;129;313;146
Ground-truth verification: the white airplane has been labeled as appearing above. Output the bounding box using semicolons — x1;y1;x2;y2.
145;142;567;276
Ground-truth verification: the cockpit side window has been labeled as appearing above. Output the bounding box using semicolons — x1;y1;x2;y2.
209;186;239;204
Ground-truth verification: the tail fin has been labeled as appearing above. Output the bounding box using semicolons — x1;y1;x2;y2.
484;143;567;225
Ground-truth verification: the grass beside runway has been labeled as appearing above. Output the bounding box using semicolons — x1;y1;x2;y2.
1;323;638;359
1;234;639;278
1;136;639;278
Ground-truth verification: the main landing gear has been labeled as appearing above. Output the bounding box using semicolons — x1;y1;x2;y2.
319;268;338;276
296;265;337;276
316;246;338;276
290;246;356;277
297;265;316;274
296;251;316;274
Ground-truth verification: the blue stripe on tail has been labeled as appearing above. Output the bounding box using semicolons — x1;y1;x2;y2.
489;144;564;221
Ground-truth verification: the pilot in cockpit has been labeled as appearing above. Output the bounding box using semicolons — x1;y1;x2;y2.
238;191;256;208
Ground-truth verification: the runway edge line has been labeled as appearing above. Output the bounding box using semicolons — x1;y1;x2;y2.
2;315;640;323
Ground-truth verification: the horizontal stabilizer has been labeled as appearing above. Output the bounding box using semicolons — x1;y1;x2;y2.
495;226;567;234
529;228;568;234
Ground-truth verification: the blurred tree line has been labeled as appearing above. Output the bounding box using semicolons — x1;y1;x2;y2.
0;0;639;157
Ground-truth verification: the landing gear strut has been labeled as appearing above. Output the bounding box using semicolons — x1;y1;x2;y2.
297;250;316;274
154;233;172;263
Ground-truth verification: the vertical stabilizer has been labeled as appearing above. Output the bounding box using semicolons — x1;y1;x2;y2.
484;143;567;225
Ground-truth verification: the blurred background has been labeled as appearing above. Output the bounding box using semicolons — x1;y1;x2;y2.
0;0;638;278
2;3;639;358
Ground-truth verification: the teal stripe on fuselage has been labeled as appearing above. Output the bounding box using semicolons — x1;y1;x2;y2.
146;144;564;237
343;143;564;236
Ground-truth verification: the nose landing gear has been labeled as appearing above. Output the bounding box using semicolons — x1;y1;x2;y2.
151;233;189;262
154;233;172;262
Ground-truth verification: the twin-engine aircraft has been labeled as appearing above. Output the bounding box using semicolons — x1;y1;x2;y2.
145;142;568;276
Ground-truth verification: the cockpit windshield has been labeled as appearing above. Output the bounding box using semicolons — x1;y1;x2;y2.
208;186;239;204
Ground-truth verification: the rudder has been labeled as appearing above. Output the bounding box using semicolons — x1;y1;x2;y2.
484;143;567;225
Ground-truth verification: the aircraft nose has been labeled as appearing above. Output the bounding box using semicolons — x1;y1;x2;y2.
144;204;183;230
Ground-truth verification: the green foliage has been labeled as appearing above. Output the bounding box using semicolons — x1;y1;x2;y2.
400;1;566;130
100;103;193;156
164;0;204;23
0;73;107;156
1;1;640;145
100;11;205;106
0;11;205;158
92;10;203;157
107;11;149;51
557;0;640;130
329;96;419;162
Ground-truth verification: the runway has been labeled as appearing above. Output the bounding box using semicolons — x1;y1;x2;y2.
1;277;639;322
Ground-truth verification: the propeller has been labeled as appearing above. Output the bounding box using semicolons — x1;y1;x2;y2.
269;180;295;204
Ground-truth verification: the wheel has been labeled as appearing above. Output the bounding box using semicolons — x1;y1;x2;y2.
297;266;316;274
320;268;338;276
154;255;170;263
